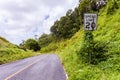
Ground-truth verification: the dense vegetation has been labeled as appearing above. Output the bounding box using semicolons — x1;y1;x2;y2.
40;0;120;80
24;39;40;51
38;34;53;48
50;9;80;39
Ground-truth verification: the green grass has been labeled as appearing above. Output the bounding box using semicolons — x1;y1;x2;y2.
40;4;120;80
60;7;120;80
0;48;39;64
0;37;40;65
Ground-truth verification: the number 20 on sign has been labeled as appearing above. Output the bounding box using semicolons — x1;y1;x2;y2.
84;13;97;30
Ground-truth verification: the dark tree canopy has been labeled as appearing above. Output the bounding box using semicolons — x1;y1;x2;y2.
50;9;80;40
24;39;40;51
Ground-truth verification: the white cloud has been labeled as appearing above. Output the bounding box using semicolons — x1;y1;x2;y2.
0;0;79;44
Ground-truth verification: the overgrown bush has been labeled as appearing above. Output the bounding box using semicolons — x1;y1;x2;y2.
38;34;53;48
92;41;108;64
78;31;94;63
79;31;108;64
40;42;58;53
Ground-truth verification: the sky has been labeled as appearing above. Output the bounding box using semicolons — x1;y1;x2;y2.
0;0;79;45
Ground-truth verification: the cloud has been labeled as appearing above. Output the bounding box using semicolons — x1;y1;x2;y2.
0;0;79;44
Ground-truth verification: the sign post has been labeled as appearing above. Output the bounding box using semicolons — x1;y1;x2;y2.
84;13;97;63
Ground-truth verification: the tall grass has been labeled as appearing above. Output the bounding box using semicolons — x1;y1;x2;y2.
40;3;120;80
0;36;41;65
0;48;38;64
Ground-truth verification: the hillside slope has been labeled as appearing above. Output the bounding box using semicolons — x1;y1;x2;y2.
58;3;120;80
40;1;120;80
0;37;11;48
0;37;38;64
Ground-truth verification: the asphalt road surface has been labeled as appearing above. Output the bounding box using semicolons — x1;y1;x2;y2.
0;54;66;80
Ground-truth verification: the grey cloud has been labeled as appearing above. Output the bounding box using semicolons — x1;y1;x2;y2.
41;0;66;7
0;0;79;44
0;0;39;13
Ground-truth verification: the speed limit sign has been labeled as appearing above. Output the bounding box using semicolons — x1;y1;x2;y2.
84;13;97;30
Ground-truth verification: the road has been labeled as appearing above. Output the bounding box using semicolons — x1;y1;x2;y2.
0;54;66;80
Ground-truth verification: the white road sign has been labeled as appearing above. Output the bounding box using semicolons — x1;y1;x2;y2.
84;13;97;30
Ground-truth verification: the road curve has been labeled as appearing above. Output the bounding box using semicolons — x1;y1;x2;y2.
0;54;66;80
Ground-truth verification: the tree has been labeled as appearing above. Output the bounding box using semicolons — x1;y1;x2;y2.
50;11;80;40
66;9;72;17
19;40;26;51
24;39;40;51
78;0;91;19
50;20;59;38
38;34;52;48
91;0;98;11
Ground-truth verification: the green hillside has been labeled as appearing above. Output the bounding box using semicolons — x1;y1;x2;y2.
0;37;37;64
0;37;10;48
40;0;120;80
58;8;120;79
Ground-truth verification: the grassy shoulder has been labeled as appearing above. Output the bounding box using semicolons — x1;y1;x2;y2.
0;47;40;64
40;4;120;80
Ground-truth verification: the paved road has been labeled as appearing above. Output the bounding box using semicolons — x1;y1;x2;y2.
0;54;66;80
